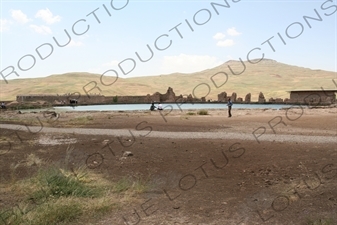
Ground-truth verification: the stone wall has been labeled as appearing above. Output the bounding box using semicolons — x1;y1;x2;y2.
16;94;106;104
16;87;200;105
290;91;336;105
17;89;336;105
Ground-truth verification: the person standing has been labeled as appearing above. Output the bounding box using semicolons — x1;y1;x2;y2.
158;102;163;110
150;102;157;111
227;98;233;117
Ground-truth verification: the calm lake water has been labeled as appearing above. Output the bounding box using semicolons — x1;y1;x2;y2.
53;103;296;111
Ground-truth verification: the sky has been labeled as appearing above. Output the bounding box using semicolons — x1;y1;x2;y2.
0;0;336;83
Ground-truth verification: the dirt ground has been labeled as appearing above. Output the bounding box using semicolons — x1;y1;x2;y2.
0;106;336;225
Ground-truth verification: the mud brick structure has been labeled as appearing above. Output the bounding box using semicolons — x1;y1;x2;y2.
245;93;251;103
269;98;284;103
217;92;227;102
16;94;105;104
16;87;202;105
258;92;266;103
231;92;237;102
289;90;337;105
16;89;337;106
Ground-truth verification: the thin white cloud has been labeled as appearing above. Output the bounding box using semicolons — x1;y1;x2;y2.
227;27;242;36
67;40;83;47
0;19;11;32
217;39;235;47
213;32;226;40
11;10;31;24
161;54;223;74
29;24;52;35
102;60;119;67
35;8;61;24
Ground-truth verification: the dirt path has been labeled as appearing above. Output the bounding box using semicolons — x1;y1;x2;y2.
1;123;336;144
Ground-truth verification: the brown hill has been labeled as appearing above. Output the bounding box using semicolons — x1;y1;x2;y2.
0;58;336;101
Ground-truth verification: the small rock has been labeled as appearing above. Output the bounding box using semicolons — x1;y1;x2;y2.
123;151;133;157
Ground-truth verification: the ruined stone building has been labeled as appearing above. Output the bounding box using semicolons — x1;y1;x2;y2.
288;90;337;105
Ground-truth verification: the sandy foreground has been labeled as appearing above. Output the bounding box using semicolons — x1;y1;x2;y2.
0;107;336;225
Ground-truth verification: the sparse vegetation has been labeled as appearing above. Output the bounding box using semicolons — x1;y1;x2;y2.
197;109;209;115
186;112;196;115
306;218;333;225
30;167;99;201
28;200;84;225
112;176;149;195
68;116;94;125
0;165;150;225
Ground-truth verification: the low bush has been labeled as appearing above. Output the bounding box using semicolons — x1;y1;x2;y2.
197;109;208;115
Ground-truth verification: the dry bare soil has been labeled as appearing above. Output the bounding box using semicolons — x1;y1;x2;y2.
0;107;336;225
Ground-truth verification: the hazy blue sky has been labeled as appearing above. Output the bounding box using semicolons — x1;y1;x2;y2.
0;0;336;83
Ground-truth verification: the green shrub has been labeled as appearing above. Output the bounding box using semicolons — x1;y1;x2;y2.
197;109;208;115
30;167;97;202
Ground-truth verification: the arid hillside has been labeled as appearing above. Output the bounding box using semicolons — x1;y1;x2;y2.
1;58;336;101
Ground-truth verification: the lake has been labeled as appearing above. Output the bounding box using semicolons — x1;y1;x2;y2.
53;103;296;111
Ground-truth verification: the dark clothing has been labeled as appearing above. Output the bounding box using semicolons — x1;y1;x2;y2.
150;104;156;111
227;100;233;117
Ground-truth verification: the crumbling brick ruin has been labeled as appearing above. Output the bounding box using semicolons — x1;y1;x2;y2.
231;92;237;102
258;92;266;103
16;88;336;106
16;87;201;105
217;92;227;102
245;93;251;103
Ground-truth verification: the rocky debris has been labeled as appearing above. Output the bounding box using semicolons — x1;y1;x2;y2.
44;110;58;118
123;151;133;157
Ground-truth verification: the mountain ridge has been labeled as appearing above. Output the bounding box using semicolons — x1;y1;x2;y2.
1;58;336;101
